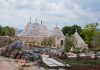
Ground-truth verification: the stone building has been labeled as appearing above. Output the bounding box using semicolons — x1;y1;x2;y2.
51;27;65;47
18;18;65;47
73;30;88;49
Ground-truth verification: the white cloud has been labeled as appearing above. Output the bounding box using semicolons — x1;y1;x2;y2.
0;0;99;29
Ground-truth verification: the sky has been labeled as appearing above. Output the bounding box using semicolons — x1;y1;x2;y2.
0;0;100;29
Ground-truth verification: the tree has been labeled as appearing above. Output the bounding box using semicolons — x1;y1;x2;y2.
0;26;15;37
62;26;71;35
81;29;93;46
0;26;3;35
81;23;99;48
62;25;82;36
3;26;15;37
85;23;98;30
92;31;100;50
64;34;74;52
70;25;82;35
41;36;55;47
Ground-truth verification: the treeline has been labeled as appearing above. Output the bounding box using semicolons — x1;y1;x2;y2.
62;23;100;51
0;26;15;37
62;25;82;36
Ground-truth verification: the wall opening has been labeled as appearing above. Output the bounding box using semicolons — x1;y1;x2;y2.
60;40;63;45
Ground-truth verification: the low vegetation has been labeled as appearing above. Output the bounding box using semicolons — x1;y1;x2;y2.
41;36;55;47
66;59;100;65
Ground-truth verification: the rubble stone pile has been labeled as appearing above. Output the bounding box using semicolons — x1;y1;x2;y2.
1;40;38;61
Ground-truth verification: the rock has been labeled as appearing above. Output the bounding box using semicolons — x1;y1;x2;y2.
1;40;38;61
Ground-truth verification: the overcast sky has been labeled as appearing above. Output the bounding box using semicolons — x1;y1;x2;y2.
0;0;100;29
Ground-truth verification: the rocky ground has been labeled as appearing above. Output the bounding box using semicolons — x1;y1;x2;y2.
0;56;44;70
0;56;65;70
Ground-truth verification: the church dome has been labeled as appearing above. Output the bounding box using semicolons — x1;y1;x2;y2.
52;27;64;39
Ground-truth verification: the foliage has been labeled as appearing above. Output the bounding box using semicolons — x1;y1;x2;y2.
81;29;93;46
62;26;70;35
62;25;82;36
0;26;15;37
64;34;74;52
84;23;98;30
92;31;100;50
81;23;99;48
41;36;55;47
66;59;100;65
82;48;90;53
25;41;37;46
0;26;3;35
74;48;82;54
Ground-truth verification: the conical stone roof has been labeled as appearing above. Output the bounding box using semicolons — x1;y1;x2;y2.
42;25;51;37
73;31;88;48
52;27;64;39
22;22;32;36
31;23;42;36
73;31;85;44
22;22;50;38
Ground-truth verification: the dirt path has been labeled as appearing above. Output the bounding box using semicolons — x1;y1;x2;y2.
0;61;16;70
